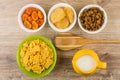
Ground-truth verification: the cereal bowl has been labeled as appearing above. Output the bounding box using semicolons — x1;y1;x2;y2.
48;3;77;32
18;4;46;32
16;36;57;78
78;4;107;34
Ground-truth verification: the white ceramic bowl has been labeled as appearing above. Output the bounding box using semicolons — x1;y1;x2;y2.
78;4;108;34
48;3;77;32
18;4;46;32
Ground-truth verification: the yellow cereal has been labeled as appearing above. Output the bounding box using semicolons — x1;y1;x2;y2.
55;17;69;29
64;7;74;23
50;8;66;23
45;59;53;69
20;39;53;74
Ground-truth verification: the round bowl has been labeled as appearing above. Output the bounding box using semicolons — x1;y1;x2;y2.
78;4;107;34
18;4;46;32
16;36;57;78
48;3;77;32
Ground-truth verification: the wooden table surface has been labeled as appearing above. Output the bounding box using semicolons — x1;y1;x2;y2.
0;0;120;80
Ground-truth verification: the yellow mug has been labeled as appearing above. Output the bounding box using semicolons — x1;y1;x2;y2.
72;49;107;75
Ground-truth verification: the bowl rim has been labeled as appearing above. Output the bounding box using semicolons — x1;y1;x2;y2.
78;4;108;34
48;3;77;32
16;36;57;78
18;4;46;32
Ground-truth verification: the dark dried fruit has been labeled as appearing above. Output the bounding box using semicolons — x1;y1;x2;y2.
80;7;104;31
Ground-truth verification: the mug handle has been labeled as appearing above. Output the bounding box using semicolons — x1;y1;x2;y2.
98;61;107;69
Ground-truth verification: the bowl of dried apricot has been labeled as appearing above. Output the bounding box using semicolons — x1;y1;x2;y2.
18;4;46;32
78;4;107;34
48;3;77;32
16;36;57;78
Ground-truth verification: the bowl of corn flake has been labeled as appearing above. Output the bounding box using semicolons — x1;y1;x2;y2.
16;36;57;78
48;3;77;32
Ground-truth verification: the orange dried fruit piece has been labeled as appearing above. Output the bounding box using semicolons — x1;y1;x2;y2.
37;19;44;26
36;19;41;26
38;11;44;19
40;19;44;25
27;16;33;23
32;11;39;21
32;21;38;29
34;8;39;12
25;7;34;15
24;20;32;29
22;13;29;21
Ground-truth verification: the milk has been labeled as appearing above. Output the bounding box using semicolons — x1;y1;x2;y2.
76;55;96;72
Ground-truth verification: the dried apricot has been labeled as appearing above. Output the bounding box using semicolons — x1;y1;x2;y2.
32;11;38;21
22;13;29;21
34;8;39;12
25;7;34;15
40;19;44;24
32;21;38;29
38;11;44;19
27;16;33;23
24;20;32;29
37;19;44;26
36;19;41;26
